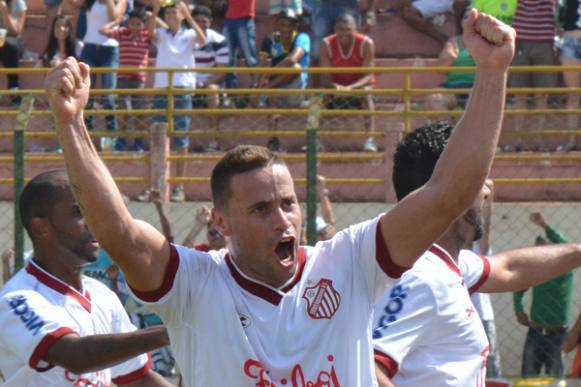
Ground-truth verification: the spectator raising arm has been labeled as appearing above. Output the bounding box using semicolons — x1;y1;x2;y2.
150;189;174;242
182;206;211;247
104;0;126;22
177;1;205;45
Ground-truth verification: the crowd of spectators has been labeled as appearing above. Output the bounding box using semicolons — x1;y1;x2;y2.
0;0;580;155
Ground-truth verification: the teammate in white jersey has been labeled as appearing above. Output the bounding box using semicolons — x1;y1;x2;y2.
374;122;581;386
44;8;515;386
0;171;172;386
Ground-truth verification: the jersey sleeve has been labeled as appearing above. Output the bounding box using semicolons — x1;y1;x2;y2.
109;295;151;384
0;291;77;372
372;273;438;375
295;33;310;54
326;215;410;303
458;249;491;293
127;244;219;325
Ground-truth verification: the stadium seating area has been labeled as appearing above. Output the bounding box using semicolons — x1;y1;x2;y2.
0;0;579;202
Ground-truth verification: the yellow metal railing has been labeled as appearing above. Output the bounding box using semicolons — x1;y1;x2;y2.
0;65;579;188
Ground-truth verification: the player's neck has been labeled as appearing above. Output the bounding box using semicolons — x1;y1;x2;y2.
32;253;84;292
435;235;463;263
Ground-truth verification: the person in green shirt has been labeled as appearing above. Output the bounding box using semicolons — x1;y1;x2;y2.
514;212;574;377
471;0;518;26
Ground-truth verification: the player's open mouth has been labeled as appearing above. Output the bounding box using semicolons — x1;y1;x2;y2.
275;237;295;265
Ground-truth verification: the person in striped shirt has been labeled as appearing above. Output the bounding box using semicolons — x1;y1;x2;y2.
508;0;559;152
191;5;229;151
99;7;152;151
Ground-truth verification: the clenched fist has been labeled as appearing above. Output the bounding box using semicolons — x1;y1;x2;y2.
44;57;91;125
462;8;516;70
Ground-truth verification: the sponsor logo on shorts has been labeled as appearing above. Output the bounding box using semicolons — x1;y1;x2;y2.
302;279;341;320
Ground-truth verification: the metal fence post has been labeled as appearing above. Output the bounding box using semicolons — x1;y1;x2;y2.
13;94;34;270
305;94;322;246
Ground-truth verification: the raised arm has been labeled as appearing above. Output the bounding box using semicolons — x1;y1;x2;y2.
45;326;169;374
479;243;580;293
99;19;120;37
44;58;170;292
148;0;161;42
104;0;126;22
379;10;515;268
182;206;211;247
178;2;205;45
150;189;174;242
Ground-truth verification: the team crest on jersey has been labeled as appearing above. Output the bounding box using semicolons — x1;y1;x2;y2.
302;279;341;319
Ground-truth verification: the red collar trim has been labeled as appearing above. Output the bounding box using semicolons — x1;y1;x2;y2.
226;247;307;306
26;260;92;312
429;244;461;277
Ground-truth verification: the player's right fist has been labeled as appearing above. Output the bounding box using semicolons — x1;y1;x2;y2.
44;57;91;125
462;9;516;71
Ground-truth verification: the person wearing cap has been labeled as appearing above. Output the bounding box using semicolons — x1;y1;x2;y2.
254;9;311;152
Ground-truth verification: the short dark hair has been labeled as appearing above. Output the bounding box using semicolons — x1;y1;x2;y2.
211;145;286;210
192;4;212;19
392;121;454;201
128;7;147;22
20;170;70;240
334;13;356;27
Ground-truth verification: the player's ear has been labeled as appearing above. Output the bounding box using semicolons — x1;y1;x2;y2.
29;217;52;241
211;208;231;237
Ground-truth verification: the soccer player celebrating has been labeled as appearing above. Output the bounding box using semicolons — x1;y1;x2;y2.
43;9;514;386
0;171;172;386
373;122;581;386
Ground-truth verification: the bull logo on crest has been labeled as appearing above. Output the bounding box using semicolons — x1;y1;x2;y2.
302;279;341;319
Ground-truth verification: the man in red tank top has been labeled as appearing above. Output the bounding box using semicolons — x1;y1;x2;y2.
320;14;377;152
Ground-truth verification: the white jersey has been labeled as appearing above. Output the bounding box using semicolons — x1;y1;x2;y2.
470;245;495;321
0;260;150;386
130;215;404;386
373;245;491;387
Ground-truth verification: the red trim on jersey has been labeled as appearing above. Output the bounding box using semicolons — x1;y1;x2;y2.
26;261;92;312
374;349;399;378
375;222;409;279
129;243;180;302
112;353;152;384
193;242;211;252
468;254;491;294
226;247;306;306
29;327;76;371
429;244;461;277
